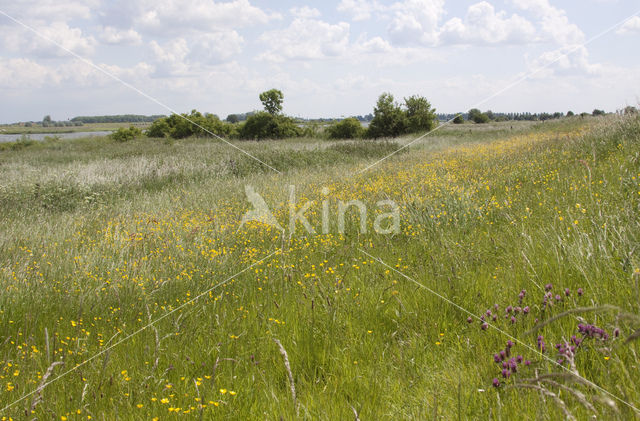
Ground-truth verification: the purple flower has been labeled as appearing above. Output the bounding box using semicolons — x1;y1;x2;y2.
510;316;517;324
499;350;506;360
494;353;502;363
506;340;514;348
523;306;530;314
506;305;513;314
516;355;523;363
524;360;531;366
555;294;562;302
493;378;500;388
577;288;584;296
502;369;510;378
545;283;553;291
565;288;570;296
467;317;473;324
481;323;489;331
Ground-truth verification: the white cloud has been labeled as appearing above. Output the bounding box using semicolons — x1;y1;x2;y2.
99;26;142;45
258;18;351;62
527;45;602;77
617;16;640;35
0;0;98;21
150;38;191;76
439;2;536;45
1;21;97;57
337;0;385;21
290;6;321;19
134;0;280;34
387;0;446;46
510;0;585;45
188;31;244;64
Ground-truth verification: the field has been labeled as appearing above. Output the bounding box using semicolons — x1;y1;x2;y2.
1;116;639;420
0;122;152;135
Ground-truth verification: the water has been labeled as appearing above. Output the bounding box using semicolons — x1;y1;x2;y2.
0;131;113;143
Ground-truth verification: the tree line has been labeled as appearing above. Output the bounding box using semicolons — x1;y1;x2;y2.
145;89;437;141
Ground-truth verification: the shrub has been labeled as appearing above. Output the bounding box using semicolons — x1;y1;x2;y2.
146;111;237;139
453;114;465;124
468;108;490;124
367;93;409;138
404;95;437;133
325;118;364;139
111;126;142;142
239;112;302;140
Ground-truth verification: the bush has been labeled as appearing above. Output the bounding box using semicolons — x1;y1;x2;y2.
111;126;142;142
468;108;490;124
453;114;465;124
239;112;302;140
367;93;409;138
325;118;365;139
405;95;437;133
146;111;237;139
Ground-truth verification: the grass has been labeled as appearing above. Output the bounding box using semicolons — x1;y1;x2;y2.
0;116;639;419
0;122;152;135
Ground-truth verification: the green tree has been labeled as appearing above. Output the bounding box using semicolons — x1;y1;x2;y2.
259;89;284;115
240;112;302;140
567;111;575;117
453;114;465;124
367;93;408;138
326;118;365;139
468;108;489;124
592;109;606;117
404;95;437;133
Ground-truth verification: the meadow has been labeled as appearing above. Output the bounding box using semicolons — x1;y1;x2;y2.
0;115;639;420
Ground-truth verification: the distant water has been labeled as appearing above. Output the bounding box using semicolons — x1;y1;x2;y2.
0;131;113;143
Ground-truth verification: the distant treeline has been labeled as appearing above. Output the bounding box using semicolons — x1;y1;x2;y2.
437;110;608;123
70;115;167;124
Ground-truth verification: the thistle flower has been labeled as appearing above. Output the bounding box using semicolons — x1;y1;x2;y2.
577;288;584;296
545;283;553;291
523;306;530;314
564;288;570;296
493;378;500;388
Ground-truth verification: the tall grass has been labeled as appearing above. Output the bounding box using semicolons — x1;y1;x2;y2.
0;116;638;419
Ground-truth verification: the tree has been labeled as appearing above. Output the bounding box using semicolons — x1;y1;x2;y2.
453;114;465;124
259;89;284;115
404;95;437;133
592;109;606;117
226;114;240;123
326;118;364;139
567;111;575;117
367;93;408;138
468;108;489;124
240;112;302;140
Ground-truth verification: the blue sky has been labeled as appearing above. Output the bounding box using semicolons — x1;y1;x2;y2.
0;0;639;123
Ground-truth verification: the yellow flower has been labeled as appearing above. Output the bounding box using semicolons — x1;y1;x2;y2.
136;404;144;409
229;391;237;396
219;388;227;394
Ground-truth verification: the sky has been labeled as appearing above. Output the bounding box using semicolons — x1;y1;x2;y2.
0;0;639;123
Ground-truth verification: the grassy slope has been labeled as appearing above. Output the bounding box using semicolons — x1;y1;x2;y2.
0;117;639;420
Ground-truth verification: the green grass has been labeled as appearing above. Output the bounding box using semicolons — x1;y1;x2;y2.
0;117;639;420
